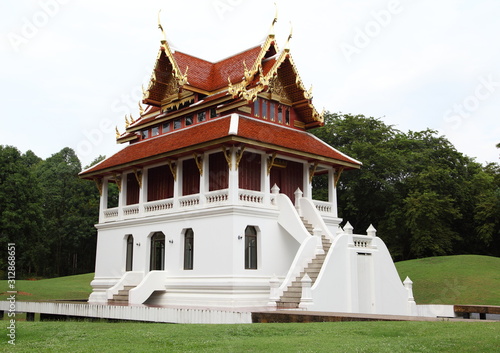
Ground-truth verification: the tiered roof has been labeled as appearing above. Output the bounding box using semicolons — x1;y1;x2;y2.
80;16;361;179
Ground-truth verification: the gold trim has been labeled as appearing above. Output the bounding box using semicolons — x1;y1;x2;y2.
309;162;319;183
267;152;277;175
222;146;232;170
113;174;122;192
235;146;246;170
193;153;203;175
334;167;344;187
94;178;103;196
167;160;177;181
133;169;143;188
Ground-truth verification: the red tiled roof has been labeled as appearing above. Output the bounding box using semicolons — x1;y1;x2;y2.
173;46;262;91
80;115;360;178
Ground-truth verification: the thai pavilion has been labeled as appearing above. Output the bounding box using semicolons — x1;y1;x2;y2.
79;16;416;316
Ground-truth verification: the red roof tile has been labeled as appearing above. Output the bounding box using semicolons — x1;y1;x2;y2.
80;115;359;178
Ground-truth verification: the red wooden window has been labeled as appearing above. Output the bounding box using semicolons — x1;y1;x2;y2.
209;152;228;191
239;152;261;191
270;160;303;201
182;159;200;195
126;173;140;205
147;165;174;202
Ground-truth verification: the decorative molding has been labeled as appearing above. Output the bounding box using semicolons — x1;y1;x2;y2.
133;169;143;188
113;174;122;192
221;146;232;170
167;160;177;181
309;162;319;183
235;146;246;170
267;152;277;175
94;178;103;196
193;153;203;176
334;167;344;187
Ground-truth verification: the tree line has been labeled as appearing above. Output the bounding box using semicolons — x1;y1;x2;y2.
312;113;500;260
1;112;499;278
0;147;101;278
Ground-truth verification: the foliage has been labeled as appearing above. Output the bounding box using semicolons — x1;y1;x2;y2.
311;113;500;260
8;321;500;352
395;255;500;305
0;146;100;278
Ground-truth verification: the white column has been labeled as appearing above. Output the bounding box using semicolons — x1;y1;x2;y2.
173;161;181;210
138;169;146;216
199;153;208;206
303;162;312;199
118;174;126;219
228;148;239;204
262;153;271;205
98;178;108;223
329;168;338;217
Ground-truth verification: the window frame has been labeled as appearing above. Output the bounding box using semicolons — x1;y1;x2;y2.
244;226;258;270
183;229;194;270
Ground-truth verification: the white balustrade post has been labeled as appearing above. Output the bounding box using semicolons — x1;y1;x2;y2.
314;228;324;255
268;275;280;307
366;224;377;237
404;276;417;315
298;273;313;309
344;221;354;235
271;184;280;206
294;188;303;214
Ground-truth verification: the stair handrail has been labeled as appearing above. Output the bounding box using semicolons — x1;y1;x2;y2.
276;235;318;300
129;270;168;305
276;193;311;244
106;271;145;300
298;197;335;242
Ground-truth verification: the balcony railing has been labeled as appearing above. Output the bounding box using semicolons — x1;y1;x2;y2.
100;189;336;223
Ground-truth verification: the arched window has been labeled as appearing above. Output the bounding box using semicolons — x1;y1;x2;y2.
245;226;258;270
150;232;165;271
126;234;134;271
184;229;194;270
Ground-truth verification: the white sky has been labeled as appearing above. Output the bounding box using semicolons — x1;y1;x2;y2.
1;0;499;168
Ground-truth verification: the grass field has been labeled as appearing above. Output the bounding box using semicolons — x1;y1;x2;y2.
395;255;500;305
0;273;93;302
4;320;499;352
1;255;500;305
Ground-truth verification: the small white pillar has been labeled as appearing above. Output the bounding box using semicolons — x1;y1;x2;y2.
404;276;417;316
271;184;280;205
344;221;354;235
366;224;377;237
313;228;324;255
294;188;303;209
298;273;313;309
268;275;280;307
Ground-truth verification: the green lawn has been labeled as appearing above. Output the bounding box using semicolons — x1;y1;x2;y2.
1;255;500;306
0;273;93;302
2;320;498;353
395;255;500;305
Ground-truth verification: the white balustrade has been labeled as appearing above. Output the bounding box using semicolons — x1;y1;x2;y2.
313;200;333;213
103;208;119;219
123;205;140;216
206;190;229;204
144;199;174;213
179;195;200;208
239;190;264;204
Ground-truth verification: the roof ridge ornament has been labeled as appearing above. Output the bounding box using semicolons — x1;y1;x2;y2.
269;2;278;37
284;22;293;52
158;10;167;44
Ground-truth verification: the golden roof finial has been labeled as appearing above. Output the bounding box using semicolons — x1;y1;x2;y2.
138;101;144;115
284;22;293;51
115;126;121;139
158;9;167;43
125;114;130;128
270;2;278;36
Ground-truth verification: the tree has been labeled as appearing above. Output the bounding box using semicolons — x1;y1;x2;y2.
311;113;496;260
0;146;45;277
34;148;99;276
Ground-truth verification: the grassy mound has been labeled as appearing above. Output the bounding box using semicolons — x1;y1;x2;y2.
0;273;93;302
395;255;500;305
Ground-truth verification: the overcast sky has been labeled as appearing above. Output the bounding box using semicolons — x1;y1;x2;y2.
1;0;499;167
